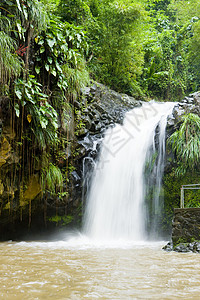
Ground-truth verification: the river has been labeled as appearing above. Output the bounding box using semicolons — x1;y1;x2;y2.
1;233;200;299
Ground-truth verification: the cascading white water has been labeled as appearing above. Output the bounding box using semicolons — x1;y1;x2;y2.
83;102;175;241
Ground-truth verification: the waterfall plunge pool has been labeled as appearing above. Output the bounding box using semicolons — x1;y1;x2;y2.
3;102;196;299
0;236;200;299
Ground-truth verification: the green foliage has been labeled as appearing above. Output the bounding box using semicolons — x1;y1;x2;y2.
0;31;21;90
40;0;60;13
2;0;200;101
48;215;73;226
62;56;90;99
14;75;58;149
169;113;200;175
34;19;89;98
169;0;200;93
170;0;200;23
141;2;191;100
163;169;200;215
14;0;49;34
57;0;92;25
41;161;63;195
87;0;145;96
0;11;21;91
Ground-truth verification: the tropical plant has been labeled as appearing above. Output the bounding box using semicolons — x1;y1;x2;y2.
34;19;89;99
87;0;145;95
57;0;92;25
0;31;21;91
0;11;21;92
168;113;200;175
14;75;58;150
41;162;63;195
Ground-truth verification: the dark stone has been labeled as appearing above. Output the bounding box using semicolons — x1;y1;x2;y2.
82;116;92;130
170;208;200;252
162;241;173;251
174;243;191;253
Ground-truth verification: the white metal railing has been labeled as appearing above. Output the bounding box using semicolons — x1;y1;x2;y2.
180;184;200;208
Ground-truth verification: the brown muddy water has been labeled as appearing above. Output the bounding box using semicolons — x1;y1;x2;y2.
0;233;200;299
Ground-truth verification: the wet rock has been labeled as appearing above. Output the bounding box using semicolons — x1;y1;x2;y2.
162;242;173;251
71;171;81;182
172;105;185;118
167;113;175;126
82;116;92;130
174;243;191;253
189;91;200;106
76;127;88;137
22;174;41;204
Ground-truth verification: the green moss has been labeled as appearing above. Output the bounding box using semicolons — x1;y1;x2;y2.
164;169;200;209
161;169;200;235
175;237;188;245
48;215;74;227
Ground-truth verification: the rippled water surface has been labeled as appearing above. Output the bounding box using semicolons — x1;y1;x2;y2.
1;234;200;299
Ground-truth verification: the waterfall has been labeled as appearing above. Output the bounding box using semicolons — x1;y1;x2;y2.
83;102;175;241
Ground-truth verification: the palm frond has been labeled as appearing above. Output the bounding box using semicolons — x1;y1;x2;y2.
41;162;63;194
168;113;200;175
0;31;21;86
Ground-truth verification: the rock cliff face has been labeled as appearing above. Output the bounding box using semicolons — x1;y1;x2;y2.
172;208;200;245
166;91;200;131
163;208;200;253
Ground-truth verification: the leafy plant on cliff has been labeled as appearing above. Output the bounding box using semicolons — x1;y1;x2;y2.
41;162;63;195
14;75;58;150
0;14;21;92
168;113;200;175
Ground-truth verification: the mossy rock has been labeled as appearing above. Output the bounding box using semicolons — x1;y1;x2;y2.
20;174;41;207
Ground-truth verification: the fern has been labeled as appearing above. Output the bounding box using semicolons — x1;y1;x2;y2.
41;162;63;195
62;55;90;99
0;31;21;87
169;113;200;175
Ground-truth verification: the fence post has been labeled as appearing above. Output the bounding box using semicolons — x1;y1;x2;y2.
180;187;184;208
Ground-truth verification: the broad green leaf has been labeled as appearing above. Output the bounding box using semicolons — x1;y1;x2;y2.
37;92;48;98
52;120;58;130
51;69;57;77
47;38;56;48
55;61;62;72
22;6;28;20
14;103;20;117
45;63;50;72
38;39;44;46
40;117;48;129
47;57;53;64
35;66;40;74
16;21;22;39
25;88;35;104
16;0;22;12
40;47;45;54
61;44;68;53
57;33;63;41
15;89;22;100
